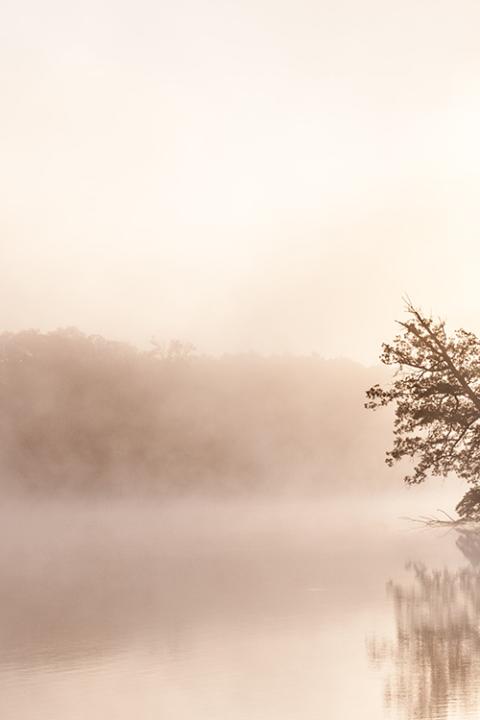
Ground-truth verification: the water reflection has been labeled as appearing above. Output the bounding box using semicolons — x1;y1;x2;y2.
0;499;463;720
0;501;393;720
455;528;480;569
369;529;480;719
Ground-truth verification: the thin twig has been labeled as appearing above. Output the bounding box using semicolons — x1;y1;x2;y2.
436;508;457;522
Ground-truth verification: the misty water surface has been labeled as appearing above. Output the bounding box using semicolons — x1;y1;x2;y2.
0;490;477;720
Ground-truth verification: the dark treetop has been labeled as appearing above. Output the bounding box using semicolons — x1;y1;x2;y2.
366;303;480;492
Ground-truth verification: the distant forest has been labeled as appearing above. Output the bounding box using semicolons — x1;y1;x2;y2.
0;329;396;496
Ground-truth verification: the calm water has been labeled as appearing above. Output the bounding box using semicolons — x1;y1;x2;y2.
0;492;478;720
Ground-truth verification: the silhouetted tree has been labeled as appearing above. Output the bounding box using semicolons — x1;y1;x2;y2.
366;302;480;516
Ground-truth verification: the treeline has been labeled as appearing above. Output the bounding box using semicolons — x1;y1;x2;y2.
0;328;395;496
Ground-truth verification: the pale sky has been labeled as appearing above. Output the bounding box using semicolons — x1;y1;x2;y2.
2;0;480;362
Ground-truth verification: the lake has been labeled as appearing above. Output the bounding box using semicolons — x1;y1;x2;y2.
0;489;478;719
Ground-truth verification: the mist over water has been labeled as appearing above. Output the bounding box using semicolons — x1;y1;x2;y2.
0;488;474;720
0;328;475;719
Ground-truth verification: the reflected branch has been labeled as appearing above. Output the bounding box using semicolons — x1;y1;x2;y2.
368;540;480;719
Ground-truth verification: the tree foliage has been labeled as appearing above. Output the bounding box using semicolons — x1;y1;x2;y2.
455;488;480;522
366;302;480;492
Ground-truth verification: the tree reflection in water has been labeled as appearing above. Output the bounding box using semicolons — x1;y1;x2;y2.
368;530;480;720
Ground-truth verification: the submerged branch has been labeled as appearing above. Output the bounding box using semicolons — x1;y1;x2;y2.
400;511;479;528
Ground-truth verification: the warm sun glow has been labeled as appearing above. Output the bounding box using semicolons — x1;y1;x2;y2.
2;0;480;359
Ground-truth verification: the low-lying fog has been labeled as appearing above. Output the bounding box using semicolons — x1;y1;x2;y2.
0;329;475;718
0;330;400;497
0;486;474;720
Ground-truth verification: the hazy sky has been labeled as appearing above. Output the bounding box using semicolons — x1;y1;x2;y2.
2;0;480;362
